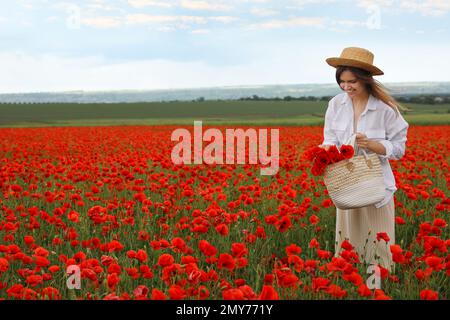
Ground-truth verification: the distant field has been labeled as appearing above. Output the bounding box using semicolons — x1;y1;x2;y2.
0;100;449;127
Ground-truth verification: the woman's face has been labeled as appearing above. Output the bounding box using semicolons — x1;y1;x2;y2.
339;70;367;99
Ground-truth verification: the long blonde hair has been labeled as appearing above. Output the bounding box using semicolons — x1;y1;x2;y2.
336;66;409;115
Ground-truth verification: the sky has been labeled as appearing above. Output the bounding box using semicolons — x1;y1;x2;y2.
0;0;449;93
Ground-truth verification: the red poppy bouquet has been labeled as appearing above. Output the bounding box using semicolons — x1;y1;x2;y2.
303;144;354;176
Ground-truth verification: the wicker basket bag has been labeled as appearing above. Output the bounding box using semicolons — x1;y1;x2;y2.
323;133;385;209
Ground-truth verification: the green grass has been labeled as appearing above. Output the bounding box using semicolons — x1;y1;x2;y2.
0;101;449;127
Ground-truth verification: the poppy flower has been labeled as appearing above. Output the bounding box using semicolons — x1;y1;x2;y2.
151;289;166;300
285;244;302;256
158;254;175;267
312;277;330;291
374;289;391;300
420;289;438;300
222;288;245;300
132;285;149;299
376;232;390;242
26;275;43;287
339;145;354;159
231;243;248;258
198;240;218;257
135;249;148;263
425;256;443;271
276;216;292;233
0;258;9;273
259;285;279;300
340;240;354;251
357;284;372;297
107;273;120;290
327;145;343;163
215;224;229;236
218;254;235;271
327;284;347;298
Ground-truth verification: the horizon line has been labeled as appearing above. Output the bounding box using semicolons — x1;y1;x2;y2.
1;80;450;96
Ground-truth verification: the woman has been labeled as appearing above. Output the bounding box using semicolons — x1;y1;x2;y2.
320;47;409;272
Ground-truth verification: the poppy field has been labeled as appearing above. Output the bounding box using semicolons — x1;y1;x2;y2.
0;125;448;300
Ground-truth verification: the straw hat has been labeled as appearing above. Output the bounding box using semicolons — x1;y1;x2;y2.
326;47;384;76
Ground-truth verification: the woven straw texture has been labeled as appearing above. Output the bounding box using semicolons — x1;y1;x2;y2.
324;153;385;209
326;47;384;75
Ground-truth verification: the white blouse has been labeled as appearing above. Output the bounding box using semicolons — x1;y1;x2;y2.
322;92;409;208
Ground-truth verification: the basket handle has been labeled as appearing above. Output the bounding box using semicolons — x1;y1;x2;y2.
345;133;372;166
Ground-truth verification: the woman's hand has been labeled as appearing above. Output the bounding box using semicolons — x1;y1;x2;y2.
355;132;387;156
355;133;370;149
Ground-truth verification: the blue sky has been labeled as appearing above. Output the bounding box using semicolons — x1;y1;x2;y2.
0;0;449;93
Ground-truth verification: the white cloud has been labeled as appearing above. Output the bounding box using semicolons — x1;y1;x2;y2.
125;14;208;25
333;19;366;27
250;7;279;17
127;0;175;8
208;16;238;23
82;16;122;28
357;0;450;16
399;0;450;16
356;0;394;9
291;0;338;8
180;0;231;11
250;16;325;29
191;29;211;34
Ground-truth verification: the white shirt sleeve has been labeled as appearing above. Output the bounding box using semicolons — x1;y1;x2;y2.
378;108;409;160
322;100;339;146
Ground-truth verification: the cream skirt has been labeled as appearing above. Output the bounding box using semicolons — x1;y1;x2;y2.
334;199;395;272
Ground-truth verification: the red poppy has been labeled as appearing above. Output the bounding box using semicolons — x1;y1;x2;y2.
285;244;302;256
276;216;292;233
48;265;60;273
376;232;390;242
309;238;320;249
24;236;35;246
339;144;354;159
231;243;248;258
327;284;347;298
302;146;323;161
218;254;235;271
374;289;391;300
327;145;343;163
158;254;175;267
340;240;354;251
357;284;372;297
215;224;229;236
425;256;443;271
222;288;245;300
316;149;331;167
0;258;9;273
317;249;332;260
433;218;447;228
135;249;148;263
26;275;43;287
34;256;50;267
312;277;330;291
151;289;166;300
309;214;319;225
420;289;438;300
107;273;120;290
198;240;217;257
168;285;186;300
259;285;279;300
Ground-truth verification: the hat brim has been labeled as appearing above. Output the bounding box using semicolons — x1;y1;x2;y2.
326;57;384;76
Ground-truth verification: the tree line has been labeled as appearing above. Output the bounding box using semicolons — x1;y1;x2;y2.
234;94;450;104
